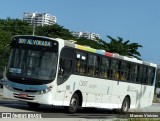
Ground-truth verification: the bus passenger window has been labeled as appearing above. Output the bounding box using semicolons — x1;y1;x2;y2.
120;62;130;81
147;67;156;85
99;57;110;78
111;60;120;80
75;60;81;73
59;59;72;75
130;64;138;83
142;67;147;84
88;54;97;76
75;51;87;75
137;66;143;83
58;58;72;85
151;68;155;85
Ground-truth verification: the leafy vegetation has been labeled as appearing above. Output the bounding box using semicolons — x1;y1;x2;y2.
0;18;142;67
107;36;142;60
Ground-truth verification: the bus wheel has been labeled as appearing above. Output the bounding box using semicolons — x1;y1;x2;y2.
27;102;40;109
67;93;79;113
121;97;130;112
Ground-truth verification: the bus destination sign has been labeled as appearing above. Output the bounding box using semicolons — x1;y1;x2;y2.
18;38;51;47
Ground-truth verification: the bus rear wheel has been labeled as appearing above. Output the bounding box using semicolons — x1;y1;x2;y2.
121;97;130;112
27;102;40;109
67;93;79;113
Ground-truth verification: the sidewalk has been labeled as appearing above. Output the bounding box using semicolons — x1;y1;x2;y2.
129;103;160;112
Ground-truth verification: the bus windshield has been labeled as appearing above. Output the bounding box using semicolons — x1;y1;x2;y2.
7;48;58;82
6;36;59;84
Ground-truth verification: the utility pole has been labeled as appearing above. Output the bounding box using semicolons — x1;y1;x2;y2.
32;17;35;36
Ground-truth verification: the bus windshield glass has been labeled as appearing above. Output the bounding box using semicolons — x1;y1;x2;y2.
6;36;58;84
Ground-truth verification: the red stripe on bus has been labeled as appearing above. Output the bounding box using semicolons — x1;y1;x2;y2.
105;52;113;57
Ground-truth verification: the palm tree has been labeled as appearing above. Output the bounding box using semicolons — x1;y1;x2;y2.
107;36;142;59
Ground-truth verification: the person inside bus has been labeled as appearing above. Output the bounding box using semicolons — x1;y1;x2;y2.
76;59;81;73
59;59;72;75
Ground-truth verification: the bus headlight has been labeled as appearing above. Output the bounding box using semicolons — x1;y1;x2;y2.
38;86;53;94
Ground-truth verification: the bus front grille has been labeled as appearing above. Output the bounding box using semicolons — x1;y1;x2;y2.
13;93;35;100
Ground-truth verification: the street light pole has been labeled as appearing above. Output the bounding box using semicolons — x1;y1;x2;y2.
32;17;35;36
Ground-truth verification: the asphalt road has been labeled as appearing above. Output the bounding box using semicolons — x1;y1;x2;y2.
0;100;118;121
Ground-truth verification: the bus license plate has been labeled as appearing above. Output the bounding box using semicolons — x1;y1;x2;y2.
19;93;28;98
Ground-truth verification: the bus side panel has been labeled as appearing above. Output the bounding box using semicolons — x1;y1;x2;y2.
111;81;155;109
111;81;127;109
85;93;96;107
139;85;154;108
79;77;113;108
111;81;141;109
56;74;155;109
59;75;115;108
95;94;103;107
100;80;114;109
54;90;66;106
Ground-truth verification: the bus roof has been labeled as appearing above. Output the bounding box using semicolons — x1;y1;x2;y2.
63;39;157;68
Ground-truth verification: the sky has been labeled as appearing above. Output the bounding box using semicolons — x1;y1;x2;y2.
1;0;160;64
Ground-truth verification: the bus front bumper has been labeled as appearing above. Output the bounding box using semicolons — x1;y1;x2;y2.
3;86;53;105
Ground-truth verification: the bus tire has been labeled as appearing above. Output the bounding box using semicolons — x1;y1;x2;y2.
67;93;79;113
27;102;40;109
121;97;130;112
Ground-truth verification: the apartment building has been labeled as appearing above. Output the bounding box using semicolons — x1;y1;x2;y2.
71;31;100;41
23;12;56;26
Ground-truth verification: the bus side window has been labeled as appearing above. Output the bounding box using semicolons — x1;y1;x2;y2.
151;68;156;85
99;57;110;78
111;60;120;80
75;51;87;75
59;59;72;74
58;58;72;85
130;64;138;83
76;59;81;73
94;56;100;77
120;62;130;81
147;67;156;85
142;67;147;84
137;66;143;83
88;54;97;76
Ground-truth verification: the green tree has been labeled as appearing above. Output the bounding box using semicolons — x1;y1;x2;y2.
35;24;75;40
0;29;12;66
0;18;32;35
0;18;144;67
107;36;142;59
0;18;32;67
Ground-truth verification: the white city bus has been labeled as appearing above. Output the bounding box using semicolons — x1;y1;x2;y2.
3;35;157;113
